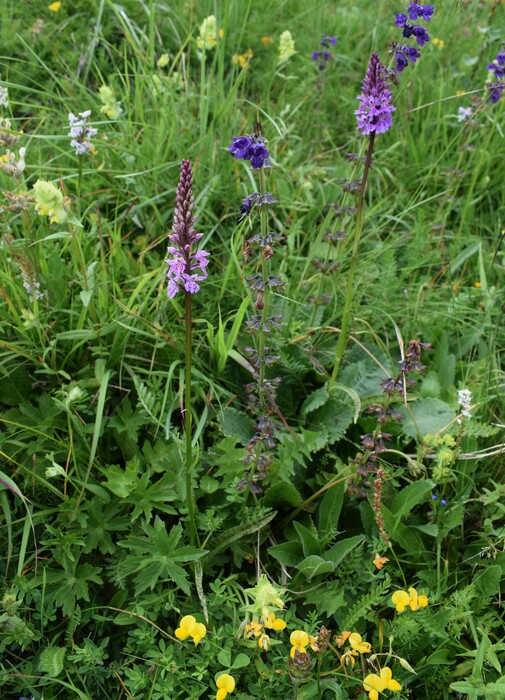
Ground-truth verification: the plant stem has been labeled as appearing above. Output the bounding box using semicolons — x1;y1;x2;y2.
329;132;375;386
184;291;197;546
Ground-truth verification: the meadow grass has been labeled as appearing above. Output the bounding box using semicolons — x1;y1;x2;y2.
0;1;504;699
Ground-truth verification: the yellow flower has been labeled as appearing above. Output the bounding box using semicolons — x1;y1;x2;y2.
98;85;122;120
341;648;358;667
33;179;68;224
262;612;286;631
48;1;62;11
408;587;428;611
348;632;371;654
175;615;206;644
216;673;235;700
308;634;319;652
196;15;222;50
290;630;309;658
373;552;389;570
392;587;428;612
363;672;386;700
192;622;207;644
278;30;296;62
363;667;401;700
432;37;445;48
261;36;274;47
247;574;285;620
245;620;263;638
335;630;352;647
157;53;169;68
231;49;253;69
473;281;482;288
258;633;270;650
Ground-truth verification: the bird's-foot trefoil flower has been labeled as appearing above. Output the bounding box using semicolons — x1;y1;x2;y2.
364;667;402;700
392;587;429;612
215;674;235;700
174;614;206;644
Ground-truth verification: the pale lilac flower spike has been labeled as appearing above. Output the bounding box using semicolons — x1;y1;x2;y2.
68;110;97;155
166;160;210;298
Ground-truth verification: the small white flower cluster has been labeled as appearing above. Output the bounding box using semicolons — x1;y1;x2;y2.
0;86;9;108
457;106;474;122
68;110;97;155
457;388;472;423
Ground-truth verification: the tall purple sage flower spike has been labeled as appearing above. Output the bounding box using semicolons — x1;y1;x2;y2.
166;160;210;298
355;52;396;135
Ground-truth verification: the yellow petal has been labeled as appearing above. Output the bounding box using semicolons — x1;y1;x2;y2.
192;622;206;644
392;590;410;613
216;674;235;693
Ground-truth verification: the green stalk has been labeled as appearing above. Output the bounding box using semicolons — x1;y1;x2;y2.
184;290;197;546
329;132;376;386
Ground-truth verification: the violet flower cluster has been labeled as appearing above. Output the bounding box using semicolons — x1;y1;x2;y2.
355;52;396;136
394;3;434;72
68;110;97;155
166;160;209;298
487;49;505;104
228;132;270;169
311;34;337;70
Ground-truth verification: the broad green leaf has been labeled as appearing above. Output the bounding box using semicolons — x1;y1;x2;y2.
268;541;303;567
324;535;365;566
293;521;321;557
390;479;435;519
318;481;345;535
296;555;334;579
301;385;329;416
217;407;255;445
231;653;251;669
263;481;302;508
474;566;502;598
217;649;231;667
401;398;455;438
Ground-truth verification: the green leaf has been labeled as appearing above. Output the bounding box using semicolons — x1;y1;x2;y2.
218;649;231;667
118;520;206;595
401;398;455;438
231;653;251;669
301;385;329;416
425;649;455;665
39;647;66;677
474;566;502;598
268;541;303;567
293;521;321;557
206;510;276;562
217;407;255;445
390;479;435;519
412;523;439;537
318;481;345;535
296;555;334;579
324;535;365;566
263;481;302;508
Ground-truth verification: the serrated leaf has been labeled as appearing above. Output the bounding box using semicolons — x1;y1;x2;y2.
306;397;354;446
217;407;255;445
118;519;206;594
297;555;334;579
39;647;66;677
263;481;302;508
301;385;329;416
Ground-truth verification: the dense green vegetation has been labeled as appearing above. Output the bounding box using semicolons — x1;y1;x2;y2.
0;1;504;699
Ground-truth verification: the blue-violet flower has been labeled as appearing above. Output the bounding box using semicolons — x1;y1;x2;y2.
229;133;270;169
